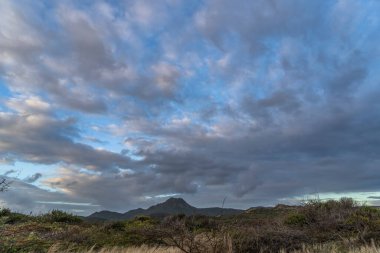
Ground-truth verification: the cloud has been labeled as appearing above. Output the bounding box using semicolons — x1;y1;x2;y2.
0;97;133;172
0;0;380;213
368;196;380;200
0;176;97;214
0;0;188;116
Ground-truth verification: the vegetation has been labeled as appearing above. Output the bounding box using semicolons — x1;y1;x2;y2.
44;243;380;253
1;198;380;252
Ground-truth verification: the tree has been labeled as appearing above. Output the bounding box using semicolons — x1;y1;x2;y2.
0;178;10;192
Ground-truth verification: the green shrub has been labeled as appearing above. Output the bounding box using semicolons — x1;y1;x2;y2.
284;213;307;226
125;215;157;229
0;208;11;217
5;213;29;224
346;206;380;230
185;215;218;232
135;215;154;222
42;210;82;224
105;221;126;231
299;197;358;230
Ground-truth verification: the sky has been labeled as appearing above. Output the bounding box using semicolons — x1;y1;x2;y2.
0;0;380;215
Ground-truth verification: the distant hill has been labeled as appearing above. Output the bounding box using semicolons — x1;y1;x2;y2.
87;197;243;221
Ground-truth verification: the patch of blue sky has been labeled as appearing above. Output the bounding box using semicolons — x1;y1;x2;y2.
138;37;162;66
13;162;57;179
0;165;19;177
0;161;58;191
78;130;128;159
0;80;12;112
81;131;124;155
0;79;11;98
179;49;222;97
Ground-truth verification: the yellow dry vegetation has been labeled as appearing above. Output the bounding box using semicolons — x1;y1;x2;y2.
47;245;182;253
47;243;380;253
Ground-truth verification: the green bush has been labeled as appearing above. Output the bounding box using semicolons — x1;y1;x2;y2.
346;206;380;230
125;215;157;229
105;221;126;231
299;197;358;230
284;213;307;226
185;215;218;232
135;215;154;222
5;213;29;224
0;208;11;217
42;210;82;224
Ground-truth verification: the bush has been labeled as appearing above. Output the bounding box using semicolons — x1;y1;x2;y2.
299;198;358;231
125;216;157;229
185;215;219;232
0;208;11;217
284;213;307;226
5;213;29;224
135;215;154;222
42;210;82;224
105;221;126;231
232;229;308;252
346;206;380;230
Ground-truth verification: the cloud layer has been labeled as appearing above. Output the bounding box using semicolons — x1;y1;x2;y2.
1;0;380;214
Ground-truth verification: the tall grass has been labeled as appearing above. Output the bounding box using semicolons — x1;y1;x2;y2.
47;245;182;253
47;243;380;253
289;242;380;253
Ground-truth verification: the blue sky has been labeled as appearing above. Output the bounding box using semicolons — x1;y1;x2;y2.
0;0;380;215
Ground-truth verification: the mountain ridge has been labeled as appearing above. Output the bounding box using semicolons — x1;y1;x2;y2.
87;197;243;221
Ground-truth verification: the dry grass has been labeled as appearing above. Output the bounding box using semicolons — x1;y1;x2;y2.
288;241;380;253
47;245;182;253
349;245;380;253
46;243;380;253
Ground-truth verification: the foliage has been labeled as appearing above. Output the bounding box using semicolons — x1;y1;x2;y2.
4;212;30;224
284;213;307;227
1;198;380;252
40;210;83;224
0;207;12;217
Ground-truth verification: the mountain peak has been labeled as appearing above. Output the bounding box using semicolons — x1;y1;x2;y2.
145;197;196;215
163;197;189;205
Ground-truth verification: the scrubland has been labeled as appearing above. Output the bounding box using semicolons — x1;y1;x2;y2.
2;198;380;252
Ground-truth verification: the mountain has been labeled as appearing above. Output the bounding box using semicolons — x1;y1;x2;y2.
87;197;243;221
144;197;197;216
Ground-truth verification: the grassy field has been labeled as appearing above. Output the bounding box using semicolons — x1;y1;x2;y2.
44;243;380;253
47;245;182;253
2;198;380;252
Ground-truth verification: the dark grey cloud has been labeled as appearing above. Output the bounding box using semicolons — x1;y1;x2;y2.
0;98;132;172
